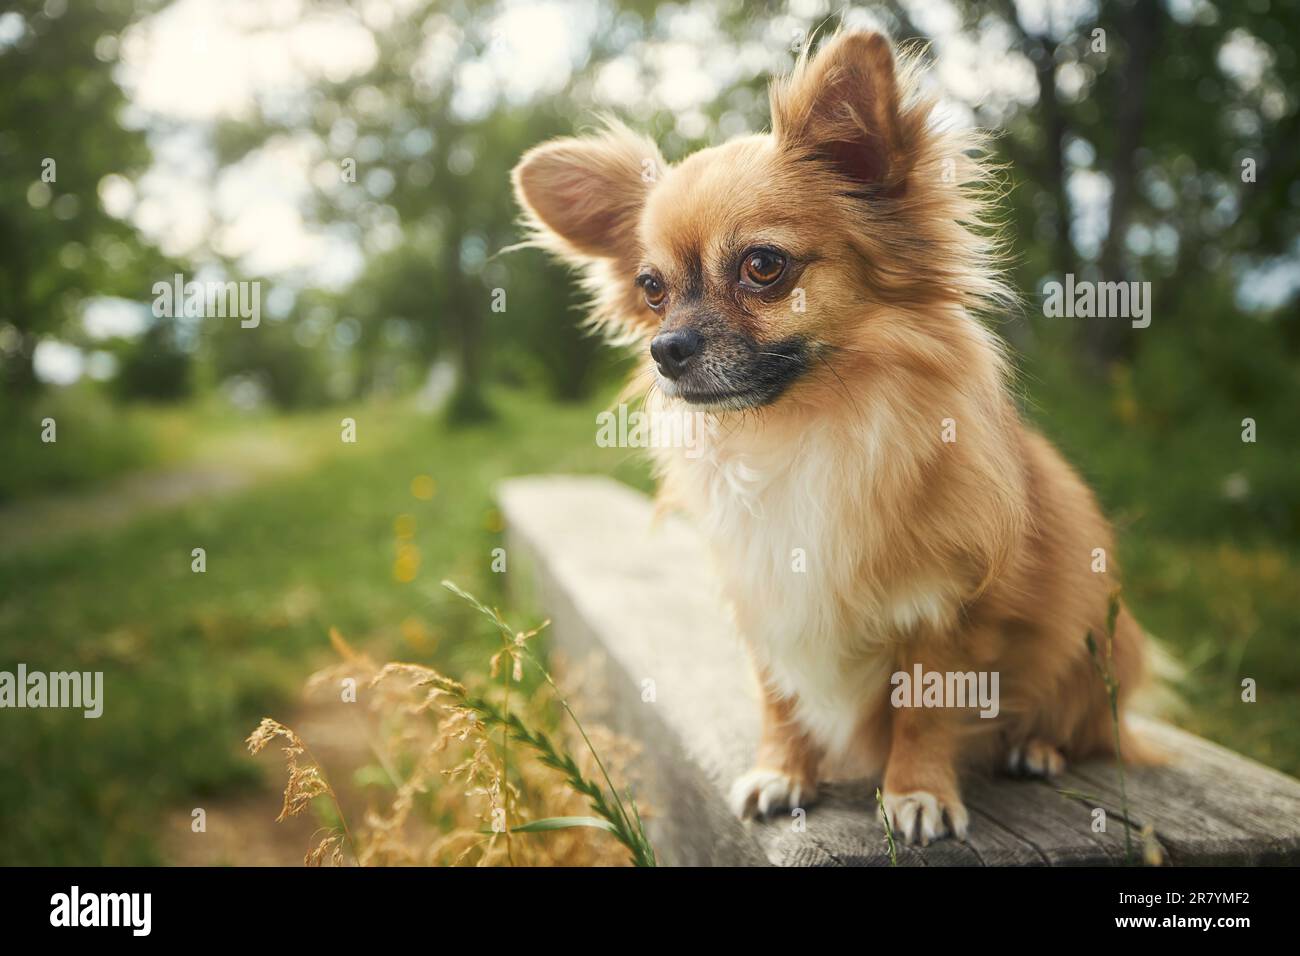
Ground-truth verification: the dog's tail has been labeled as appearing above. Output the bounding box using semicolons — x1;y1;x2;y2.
1120;629;1185;766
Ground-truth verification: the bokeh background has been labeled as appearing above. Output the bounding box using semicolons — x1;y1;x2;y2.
1;0;1297;865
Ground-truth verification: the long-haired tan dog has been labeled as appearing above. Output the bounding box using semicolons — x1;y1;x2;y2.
513;29;1153;844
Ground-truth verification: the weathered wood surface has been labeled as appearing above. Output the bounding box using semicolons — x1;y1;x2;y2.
499;475;1300;866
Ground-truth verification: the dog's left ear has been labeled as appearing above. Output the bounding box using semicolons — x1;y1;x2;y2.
512;121;662;262
771;30;908;195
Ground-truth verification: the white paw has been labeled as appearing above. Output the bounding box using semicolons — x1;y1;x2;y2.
729;768;815;820
1007;739;1066;778
881;789;969;845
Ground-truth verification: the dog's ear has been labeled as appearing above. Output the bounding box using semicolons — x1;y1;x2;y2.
512;121;662;261
770;30;908;194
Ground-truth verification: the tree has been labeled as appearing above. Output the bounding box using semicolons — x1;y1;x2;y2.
0;0;169;401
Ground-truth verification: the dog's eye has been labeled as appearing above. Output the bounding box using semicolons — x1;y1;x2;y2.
739;249;786;288
637;274;667;309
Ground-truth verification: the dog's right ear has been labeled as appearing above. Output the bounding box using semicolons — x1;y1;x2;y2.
512;121;662;262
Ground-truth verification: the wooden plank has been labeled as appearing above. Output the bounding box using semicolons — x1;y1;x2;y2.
1058;719;1300;865
964;775;1148;865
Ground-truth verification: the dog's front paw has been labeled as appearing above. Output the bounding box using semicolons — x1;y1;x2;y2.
729;768;816;820
881;788;969;846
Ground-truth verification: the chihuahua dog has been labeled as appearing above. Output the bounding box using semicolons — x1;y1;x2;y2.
512;29;1153;844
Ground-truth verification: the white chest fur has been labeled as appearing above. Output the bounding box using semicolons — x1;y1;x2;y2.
651;407;960;760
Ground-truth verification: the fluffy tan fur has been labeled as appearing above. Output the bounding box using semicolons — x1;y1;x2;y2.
513;29;1154;844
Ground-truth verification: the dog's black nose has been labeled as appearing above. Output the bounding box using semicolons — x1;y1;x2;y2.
650;329;703;380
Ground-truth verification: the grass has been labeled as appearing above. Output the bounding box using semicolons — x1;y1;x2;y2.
248;588;654;867
0;386;157;502
0;385;650;865
875;787;899;866
439;579;656;865
1086;593;1135;864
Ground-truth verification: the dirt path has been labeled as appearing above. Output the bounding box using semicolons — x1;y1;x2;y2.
0;430;313;556
0;465;252;556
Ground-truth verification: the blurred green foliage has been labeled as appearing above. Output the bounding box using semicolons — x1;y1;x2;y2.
0;0;173;398
0;387;158;500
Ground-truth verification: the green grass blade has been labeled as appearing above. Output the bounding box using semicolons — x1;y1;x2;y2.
484;816;618;835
